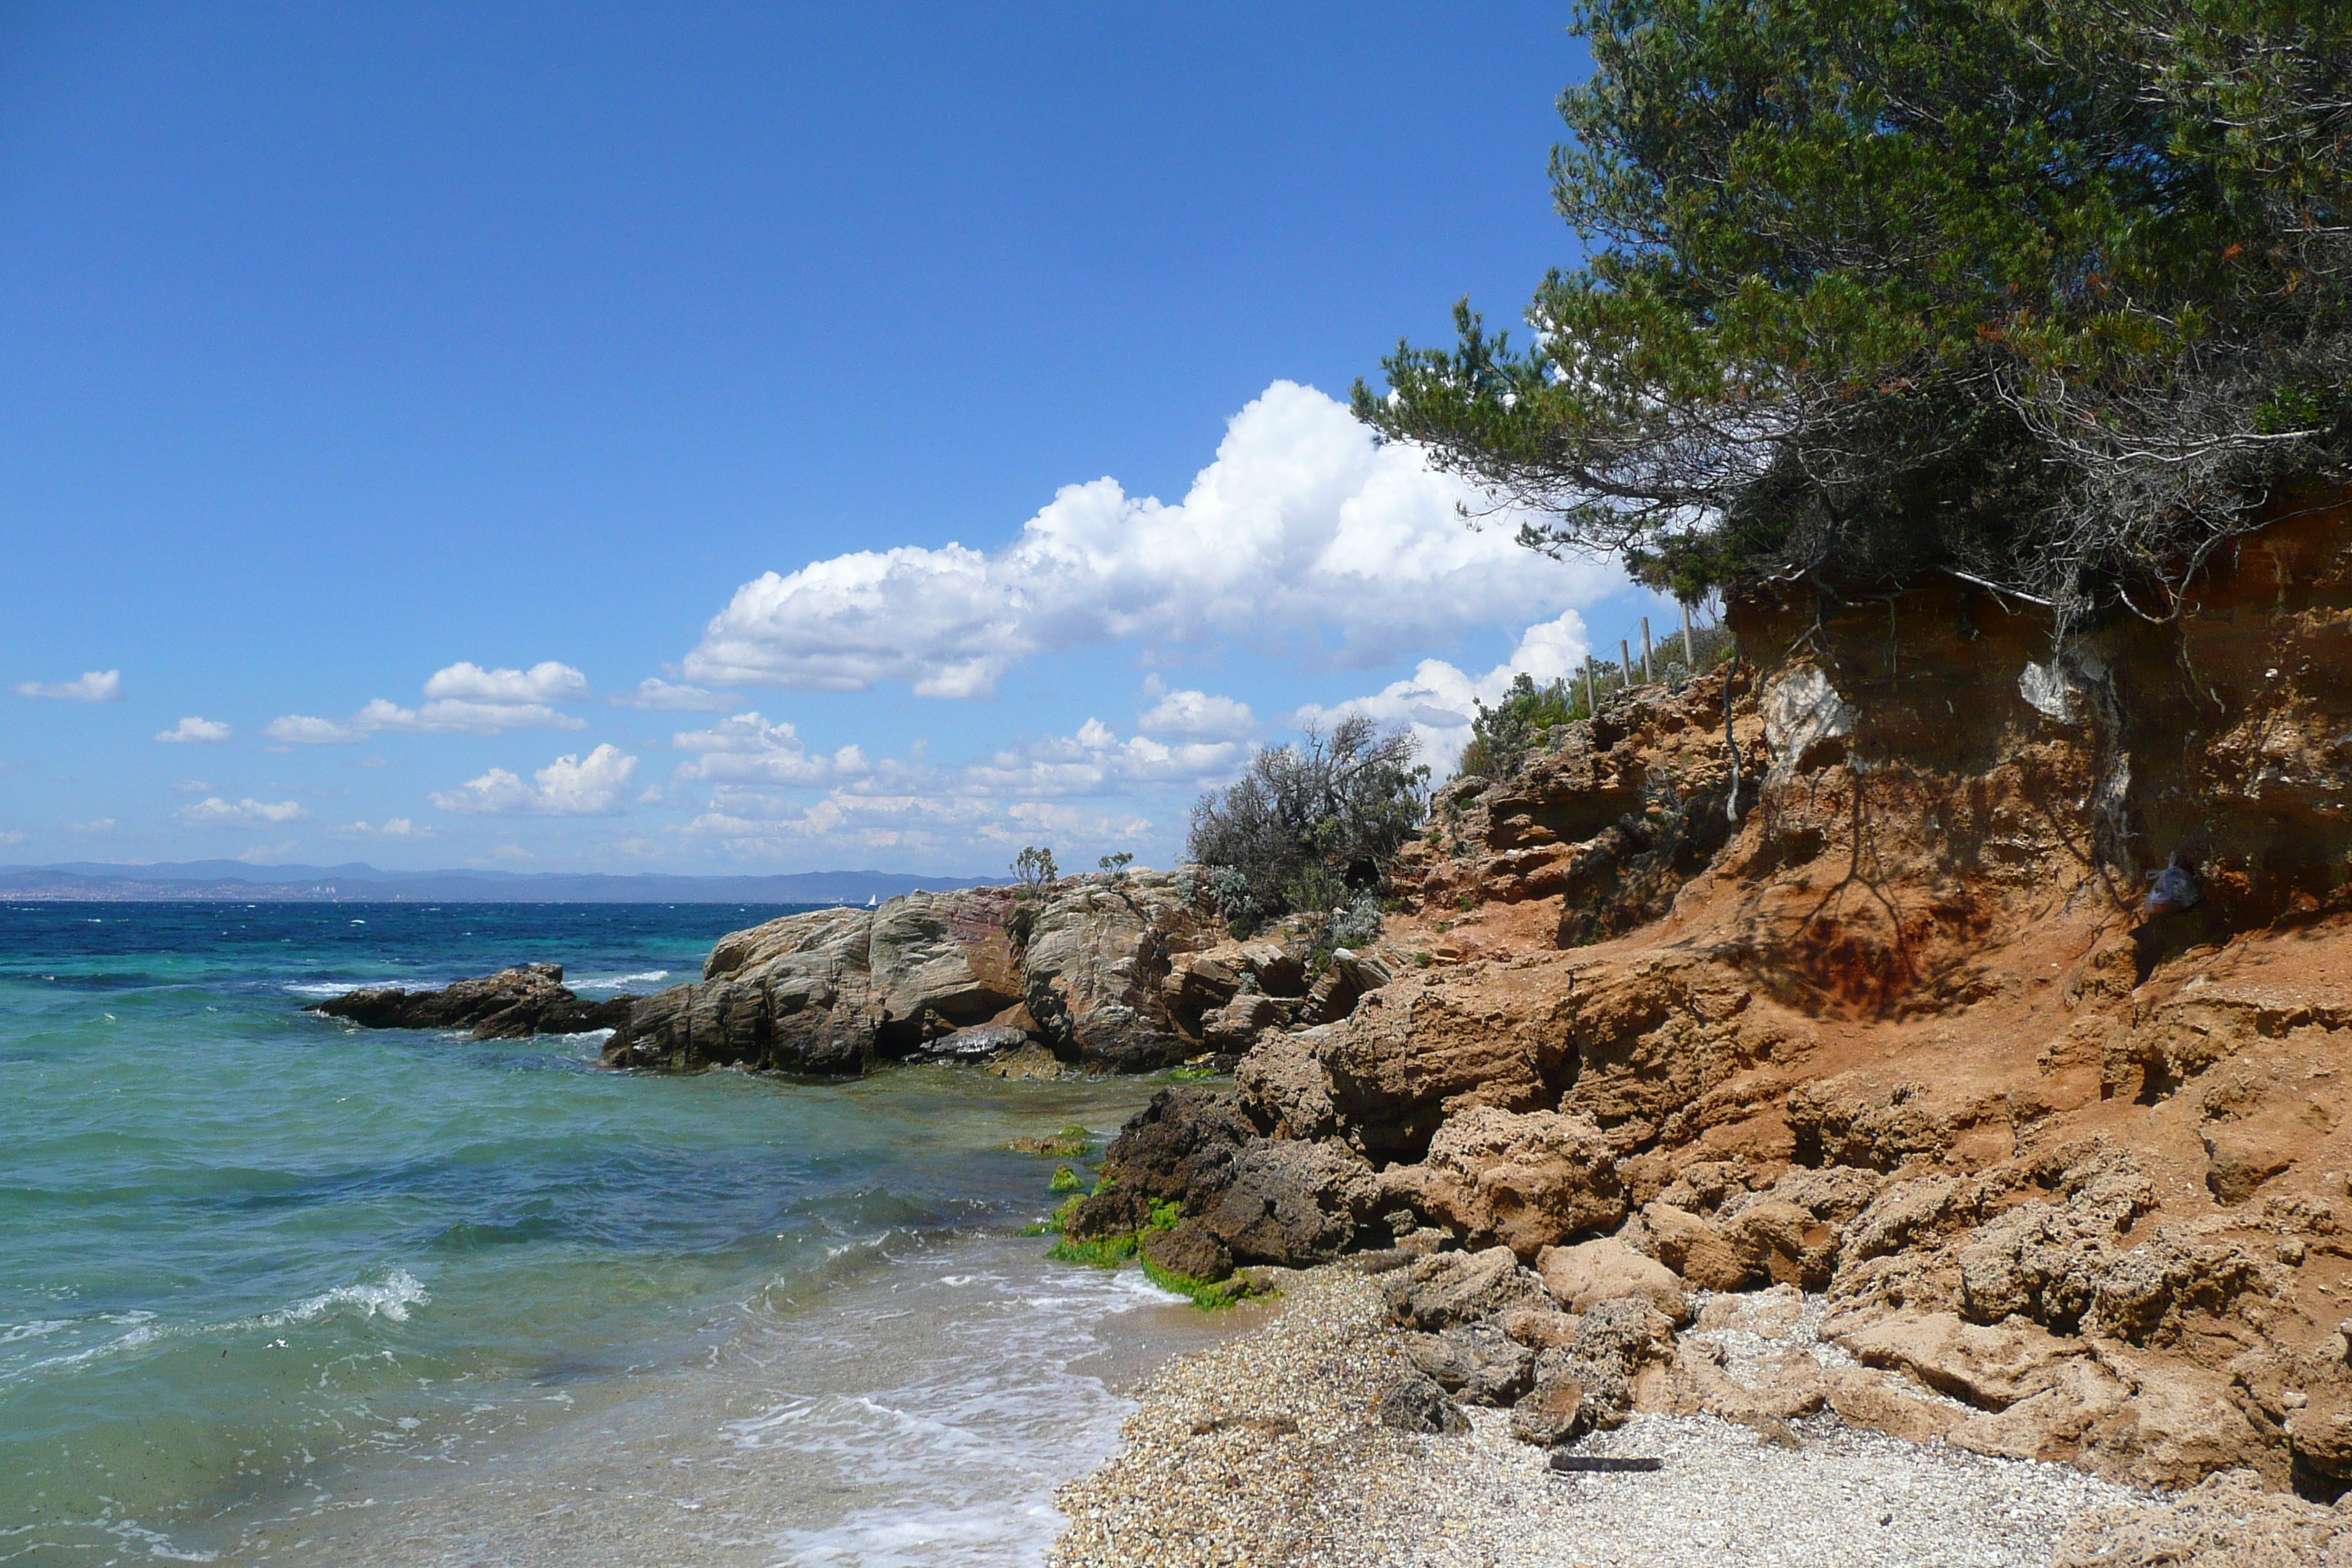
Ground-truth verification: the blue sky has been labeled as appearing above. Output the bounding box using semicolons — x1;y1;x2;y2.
1;2;1662;875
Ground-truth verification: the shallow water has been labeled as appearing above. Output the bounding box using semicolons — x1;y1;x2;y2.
0;903;1226;1566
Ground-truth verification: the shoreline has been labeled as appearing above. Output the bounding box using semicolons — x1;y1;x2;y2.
1047;1266;2179;1568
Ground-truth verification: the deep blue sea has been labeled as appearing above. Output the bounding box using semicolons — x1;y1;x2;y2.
0;902;1226;1567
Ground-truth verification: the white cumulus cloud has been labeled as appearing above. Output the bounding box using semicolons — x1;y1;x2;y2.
422;661;589;704
682;381;1619;697
155;716;231;744
431;744;638;815
1138;677;1256;740
264;715;366;745
960;719;1241;799
1297;610;1594;772
268;661;590;743
346;817;430;837
671;713;869;785
674;714;1237;864
175;796;312;827
18;670;122;701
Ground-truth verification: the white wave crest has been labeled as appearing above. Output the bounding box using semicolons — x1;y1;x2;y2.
282;980;374;998
268;1270;431;1326
570;970;671;990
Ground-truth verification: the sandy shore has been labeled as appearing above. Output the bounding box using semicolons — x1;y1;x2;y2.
1049;1266;2159;1568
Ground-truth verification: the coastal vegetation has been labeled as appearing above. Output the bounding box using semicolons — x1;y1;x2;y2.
1357;0;2352;639
1186;713;1427;933
1458;673;1583;781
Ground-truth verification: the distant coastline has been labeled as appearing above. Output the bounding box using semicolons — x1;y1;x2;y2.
0;860;991;904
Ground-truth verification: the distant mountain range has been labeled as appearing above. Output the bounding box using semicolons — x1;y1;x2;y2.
0;860;996;904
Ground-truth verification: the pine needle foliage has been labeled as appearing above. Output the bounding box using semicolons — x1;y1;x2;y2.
1355;0;2352;638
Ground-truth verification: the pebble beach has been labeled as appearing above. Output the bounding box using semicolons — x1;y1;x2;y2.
1049;1267;2154;1568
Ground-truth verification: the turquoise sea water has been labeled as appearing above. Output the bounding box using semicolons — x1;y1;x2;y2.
0;903;1224;1567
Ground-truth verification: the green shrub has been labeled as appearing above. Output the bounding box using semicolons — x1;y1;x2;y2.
1011;845;1059;890
1189;714;1428;923
1459;673;1583;780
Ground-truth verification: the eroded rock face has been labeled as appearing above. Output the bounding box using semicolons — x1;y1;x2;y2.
1068;494;2352;1497
1382;1107;1626;1259
1403;1323;1536;1406
2054;1469;2352;1568
1536;1237;1689;1324
1395;668;1755;948
1383;1246;1548;1332
309;963;636;1039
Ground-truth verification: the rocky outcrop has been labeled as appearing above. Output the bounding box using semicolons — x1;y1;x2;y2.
308;963;635;1039
1394;663;1758;947
600;873;1397;1077
1079;493;2352;1502
1378;1107;1626;1259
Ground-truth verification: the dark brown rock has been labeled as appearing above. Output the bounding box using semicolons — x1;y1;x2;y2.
1199;1139;1379;1267
1062;1186;1153;1243
1373;1373;1469;1435
308;963;636;1040
1097;1086;1256;1210
1139;1219;1233;1282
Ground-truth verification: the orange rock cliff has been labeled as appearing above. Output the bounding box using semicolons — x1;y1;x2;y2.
1076;491;2352;1501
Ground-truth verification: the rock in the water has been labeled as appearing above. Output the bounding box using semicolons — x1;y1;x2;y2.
1139;1219;1233;1283
307;963;636;1039
919;1022;1030;1059
1063;1186;1155;1242
604;874;1222;1076
1201;1139;1380;1266
1096;1086;1256;1212
1373;1373;1469;1435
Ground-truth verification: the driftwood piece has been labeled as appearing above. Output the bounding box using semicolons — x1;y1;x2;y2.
1549;1454;1665;1474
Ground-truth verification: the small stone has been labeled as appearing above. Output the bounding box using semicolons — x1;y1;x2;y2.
1373;1373;1469;1435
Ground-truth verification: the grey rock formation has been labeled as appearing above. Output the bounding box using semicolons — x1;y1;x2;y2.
603;870;1394;1077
